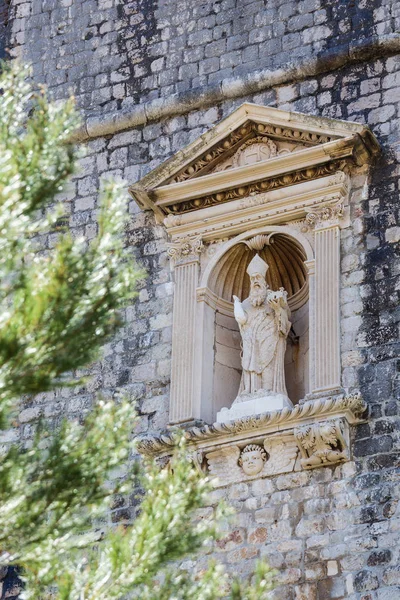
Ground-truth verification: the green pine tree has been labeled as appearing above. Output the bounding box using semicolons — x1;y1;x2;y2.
0;63;275;600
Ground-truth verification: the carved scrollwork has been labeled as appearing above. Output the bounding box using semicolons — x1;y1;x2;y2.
167;235;204;265
294;418;349;469
305;199;345;229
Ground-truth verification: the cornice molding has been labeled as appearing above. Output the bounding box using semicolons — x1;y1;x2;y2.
72;34;400;142
129;105;379;221
163;173;350;241
136;392;366;457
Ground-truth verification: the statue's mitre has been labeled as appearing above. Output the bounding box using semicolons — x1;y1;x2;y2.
246;254;269;278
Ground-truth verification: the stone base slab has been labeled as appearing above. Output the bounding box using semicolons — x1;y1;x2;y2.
216;391;293;423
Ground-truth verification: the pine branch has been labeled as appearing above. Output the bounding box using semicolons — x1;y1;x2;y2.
0;63;276;600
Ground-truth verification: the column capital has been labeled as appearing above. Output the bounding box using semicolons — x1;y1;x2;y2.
305;198;345;231
167;235;204;267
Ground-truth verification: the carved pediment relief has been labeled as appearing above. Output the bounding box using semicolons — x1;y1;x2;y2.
212;136;310;174
129;103;379;222
168;122;327;184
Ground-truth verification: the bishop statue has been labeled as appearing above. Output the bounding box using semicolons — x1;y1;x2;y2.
217;254;292;422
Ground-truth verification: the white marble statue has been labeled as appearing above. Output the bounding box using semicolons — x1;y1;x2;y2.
217;254;292;422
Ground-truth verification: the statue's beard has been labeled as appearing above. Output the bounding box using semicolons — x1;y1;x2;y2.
249;283;267;307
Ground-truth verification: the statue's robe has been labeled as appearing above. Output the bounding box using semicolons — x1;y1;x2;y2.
237;297;291;397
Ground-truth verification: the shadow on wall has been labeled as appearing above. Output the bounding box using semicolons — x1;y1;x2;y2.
0;0;10;60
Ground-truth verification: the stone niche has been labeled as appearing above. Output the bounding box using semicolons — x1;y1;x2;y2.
131;104;379;482
199;230;309;420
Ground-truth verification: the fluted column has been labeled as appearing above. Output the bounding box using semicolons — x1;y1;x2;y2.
304;258;316;394
167;236;203;424
306;201;343;395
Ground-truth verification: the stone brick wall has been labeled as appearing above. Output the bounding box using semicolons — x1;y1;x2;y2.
203;462;398;599
10;0;400;114
3;1;400;599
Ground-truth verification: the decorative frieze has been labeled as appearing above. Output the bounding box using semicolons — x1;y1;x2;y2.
205;435;299;487
162;173;349;241
137;394;366;486
168;160;347;215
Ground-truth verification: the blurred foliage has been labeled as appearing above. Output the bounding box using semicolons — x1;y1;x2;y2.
0;63;275;600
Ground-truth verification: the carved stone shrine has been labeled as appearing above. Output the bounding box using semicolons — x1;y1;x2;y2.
130;104;378;486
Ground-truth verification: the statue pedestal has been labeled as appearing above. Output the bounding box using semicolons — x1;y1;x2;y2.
216;390;293;423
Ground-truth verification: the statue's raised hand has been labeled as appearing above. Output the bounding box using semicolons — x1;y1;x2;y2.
232;295;240;303
268;297;281;310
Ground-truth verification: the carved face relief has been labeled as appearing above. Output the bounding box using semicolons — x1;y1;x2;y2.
238;444;267;476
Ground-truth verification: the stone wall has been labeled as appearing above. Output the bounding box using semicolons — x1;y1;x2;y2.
3;1;400;599
0;0;10;57
9;0;400;115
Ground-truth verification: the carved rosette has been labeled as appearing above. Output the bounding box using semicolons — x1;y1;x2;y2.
167;235;204;266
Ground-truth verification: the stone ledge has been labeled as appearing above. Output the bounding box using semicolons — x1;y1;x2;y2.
71;34;400;142
137;393;367;482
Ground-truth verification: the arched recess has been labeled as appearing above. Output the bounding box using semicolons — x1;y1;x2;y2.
195;226;314;423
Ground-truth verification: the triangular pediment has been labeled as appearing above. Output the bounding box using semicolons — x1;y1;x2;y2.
129;103;379;220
